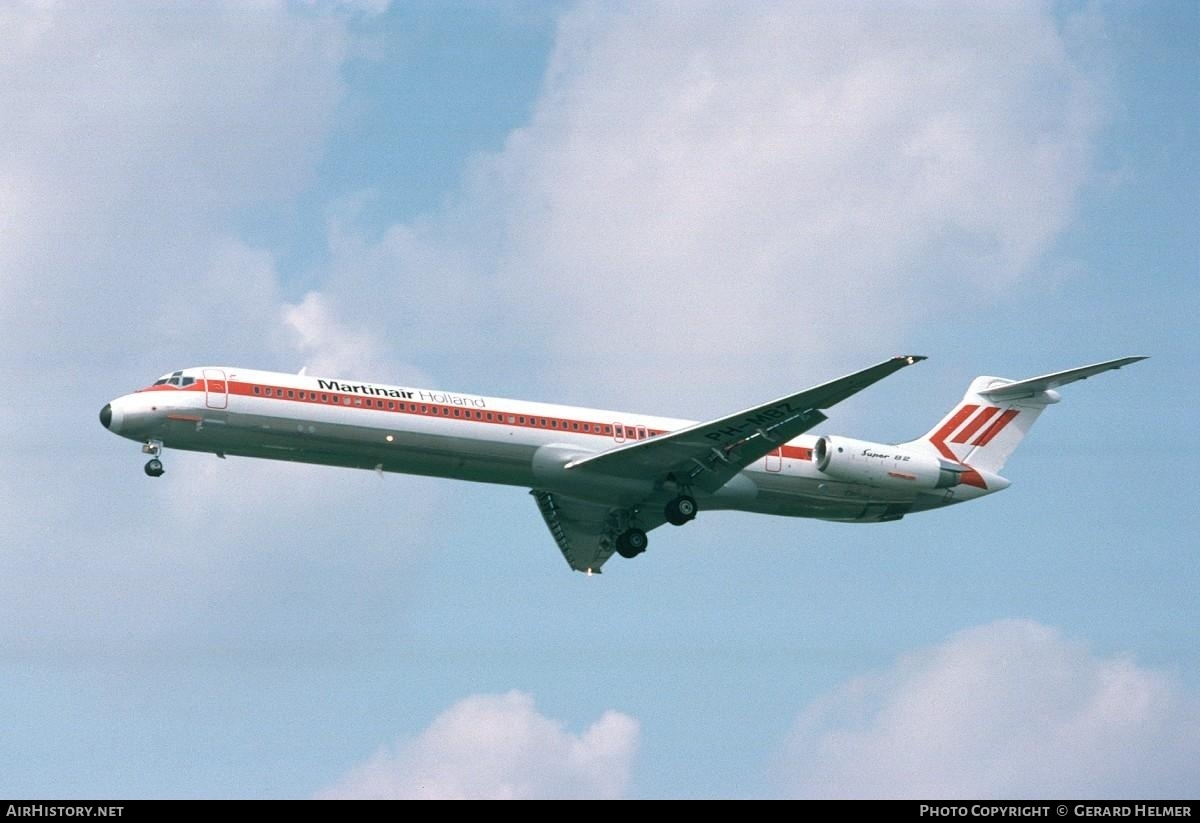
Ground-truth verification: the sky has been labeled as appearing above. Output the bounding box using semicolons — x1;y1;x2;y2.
0;0;1197;799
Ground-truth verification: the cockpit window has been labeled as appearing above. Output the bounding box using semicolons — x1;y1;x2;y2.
152;370;190;388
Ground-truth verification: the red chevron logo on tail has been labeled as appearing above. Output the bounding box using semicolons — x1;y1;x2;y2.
926;404;1020;489
930;404;1020;459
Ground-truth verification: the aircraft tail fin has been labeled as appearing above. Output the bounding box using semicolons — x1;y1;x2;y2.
901;357;1146;473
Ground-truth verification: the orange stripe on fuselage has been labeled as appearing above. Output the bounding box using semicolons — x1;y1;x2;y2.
959;467;988;489
780;445;812;461
224;380;667;441
154;377;819;466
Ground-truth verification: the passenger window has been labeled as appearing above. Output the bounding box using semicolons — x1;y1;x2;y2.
342;396;351;405
287;390;295;399
253;386;261;395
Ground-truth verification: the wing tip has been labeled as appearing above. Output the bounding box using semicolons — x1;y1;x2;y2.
896;354;927;365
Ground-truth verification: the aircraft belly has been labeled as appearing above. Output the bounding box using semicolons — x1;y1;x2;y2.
158;412;539;486
744;471;925;522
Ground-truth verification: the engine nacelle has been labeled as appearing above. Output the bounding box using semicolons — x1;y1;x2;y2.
813;436;964;490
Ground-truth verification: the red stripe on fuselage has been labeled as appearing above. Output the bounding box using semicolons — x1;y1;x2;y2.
959;466;988;488
138;383;206;393
221;380;667;442
147;379;821;469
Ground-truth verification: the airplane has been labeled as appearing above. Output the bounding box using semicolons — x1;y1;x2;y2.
99;355;1145;573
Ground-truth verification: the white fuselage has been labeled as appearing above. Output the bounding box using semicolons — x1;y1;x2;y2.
101;367;994;524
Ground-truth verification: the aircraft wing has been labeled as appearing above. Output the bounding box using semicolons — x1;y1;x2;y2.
565;355;925;493
531;489;668;573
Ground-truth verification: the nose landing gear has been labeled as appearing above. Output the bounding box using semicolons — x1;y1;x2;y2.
142;441;165;477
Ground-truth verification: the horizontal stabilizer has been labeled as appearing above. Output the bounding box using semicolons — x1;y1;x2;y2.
978;356;1147;401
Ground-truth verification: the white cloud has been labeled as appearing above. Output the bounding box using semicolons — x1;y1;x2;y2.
315;0;1104;412
0;2;400;423
281;290;420;382
0;2;429;664
319;690;640;799
0;1;348;374
775;619;1200;798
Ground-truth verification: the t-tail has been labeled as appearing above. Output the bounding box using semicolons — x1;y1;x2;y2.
900;356;1147;474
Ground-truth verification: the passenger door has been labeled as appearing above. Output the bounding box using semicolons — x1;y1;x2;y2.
203;369;228;409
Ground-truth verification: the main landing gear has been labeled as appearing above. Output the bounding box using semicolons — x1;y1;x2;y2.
613;492;699;561
614;494;700;561
665;494;697;526
142;440;165;477
615;528;648;559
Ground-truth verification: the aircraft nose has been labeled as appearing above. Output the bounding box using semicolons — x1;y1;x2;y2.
99;399;131;436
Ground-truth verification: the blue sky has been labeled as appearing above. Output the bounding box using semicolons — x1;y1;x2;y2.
1;0;1197;799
